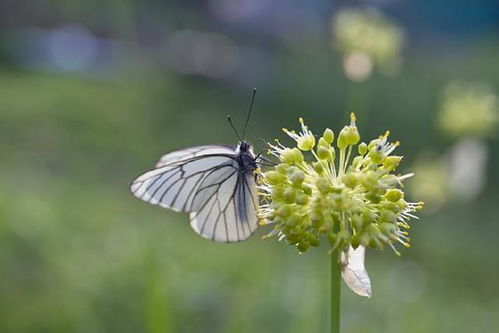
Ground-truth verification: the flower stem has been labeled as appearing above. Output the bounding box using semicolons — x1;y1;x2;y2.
331;249;341;333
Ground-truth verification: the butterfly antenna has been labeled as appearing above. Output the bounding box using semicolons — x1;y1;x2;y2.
227;114;241;141
249;137;268;148
241;88;257;140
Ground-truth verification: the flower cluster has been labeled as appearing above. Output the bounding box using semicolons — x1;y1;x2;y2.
409;156;447;213
438;81;499;138
258;114;423;255
332;8;404;80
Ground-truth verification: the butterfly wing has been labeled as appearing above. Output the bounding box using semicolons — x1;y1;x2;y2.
155;145;234;168
130;145;259;242
131;146;236;213
189;171;259;242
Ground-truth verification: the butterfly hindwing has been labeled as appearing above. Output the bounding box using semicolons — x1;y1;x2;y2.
189;172;258;242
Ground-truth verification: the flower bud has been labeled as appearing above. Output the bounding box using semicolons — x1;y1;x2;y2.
385;189;403;202
310;210;322;224
318;137;329;148
362;210;377;225
302;185;312;195
287;214;300;227
313;161;327;174
277;204;293;217
346;126;360;145
323;128;335;144
379;210;396;223
367;224;382;238
316;178;332;194
351;214;364;229
358;142;368;155
380;201;401;213
380;174;397;187
366;191;381;204
275;163;288;174
317;146;332;161
352;156;363;168
271;187;284;201
265;171;287;185
281;148;304;164
342;172;359;189
280;149;295;164
337;116;360;149
359;232;371;247
337;126;349;149
289;169;305;185
295;193;309;205
383;156;402;171
360;171;378;189
283;188;297;203
379;223;397;236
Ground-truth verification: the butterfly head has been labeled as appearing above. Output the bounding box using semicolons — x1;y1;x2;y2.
237;141;251;153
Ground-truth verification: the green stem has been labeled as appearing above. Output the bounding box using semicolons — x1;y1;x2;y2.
331;249;341;333
338;148;345;177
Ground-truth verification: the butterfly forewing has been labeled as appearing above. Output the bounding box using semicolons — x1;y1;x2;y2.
130;144;259;242
155;145;235;168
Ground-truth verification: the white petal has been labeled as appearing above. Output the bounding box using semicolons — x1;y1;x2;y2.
341;245;372;298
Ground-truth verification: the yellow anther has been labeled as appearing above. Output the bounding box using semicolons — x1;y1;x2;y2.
350;112;357;123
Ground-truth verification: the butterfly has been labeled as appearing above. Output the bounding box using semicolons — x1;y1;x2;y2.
130;90;261;242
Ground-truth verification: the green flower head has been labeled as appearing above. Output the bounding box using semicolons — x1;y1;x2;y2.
332;8;404;74
258;114;423;255
438;81;499;138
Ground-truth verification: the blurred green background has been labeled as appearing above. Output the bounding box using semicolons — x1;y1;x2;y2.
1;1;498;332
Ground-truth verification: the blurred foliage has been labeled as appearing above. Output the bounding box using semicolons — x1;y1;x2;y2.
0;1;499;332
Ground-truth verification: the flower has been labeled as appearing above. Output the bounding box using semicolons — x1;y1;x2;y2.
409;139;488;211
332;8;404;80
258;114;423;256
408;156;447;214
438;81;499;138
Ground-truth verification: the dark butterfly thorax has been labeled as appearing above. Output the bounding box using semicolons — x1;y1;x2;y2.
236;141;258;174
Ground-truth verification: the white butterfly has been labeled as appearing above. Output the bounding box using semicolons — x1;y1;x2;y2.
130;141;260;242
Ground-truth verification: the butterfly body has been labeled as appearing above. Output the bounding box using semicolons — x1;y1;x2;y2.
131;142;260;242
235;141;258;175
